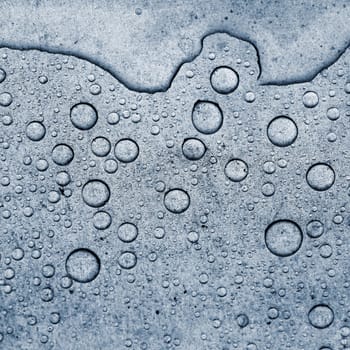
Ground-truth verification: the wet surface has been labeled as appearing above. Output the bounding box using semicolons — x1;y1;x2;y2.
0;3;350;350
1;1;350;91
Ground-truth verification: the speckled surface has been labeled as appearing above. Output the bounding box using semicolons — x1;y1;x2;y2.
0;2;350;350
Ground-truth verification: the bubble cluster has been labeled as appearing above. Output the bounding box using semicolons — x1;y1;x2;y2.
0;30;347;350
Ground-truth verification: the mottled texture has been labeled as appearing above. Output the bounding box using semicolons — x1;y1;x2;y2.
0;3;350;350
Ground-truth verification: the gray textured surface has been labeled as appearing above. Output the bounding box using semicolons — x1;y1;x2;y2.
1;0;350;91
0;1;350;350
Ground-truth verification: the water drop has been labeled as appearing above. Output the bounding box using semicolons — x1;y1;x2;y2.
308;304;334;329
267;116;297;147
182;138;206;160
104;159;118;173
82;180;110;207
107;111;120;125
52;144;74;166
187;231;199;243
303;91;319;108
224;159;248;182
164;189;190;213
326;107;340;121
245;91;255;103
154;227;165;239
118;251;137;269
65;248;100;283
93;211;112;230
306;220;324;238
261;182;275;197
192;100;223;134
26;121;46;141
0;92;12;106
306;163;335;191
70;103;98;130
210;66;239;94
118;222;138;243
91;136;111;157
0;68;6;83
265;220;303;257
236;313;249;328
114;139;139;163
41;287;54;302
56;171;71;186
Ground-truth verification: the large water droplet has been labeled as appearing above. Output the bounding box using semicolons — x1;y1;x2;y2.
308;304;334;329
224;159;248;182
114;138;139;163
164;188;190;213
267;116;297;147
265;220;303;257
52;144;74;166
70;103;98;130
306;163;335;191
182;138;206;160
210;66;239;94
303;91;319;108
306;220;324;238
118;222;139;243
82;180;110;207
192;100;223;134
26;121;46;141
118;251;137;269
91;136;111;157
65;248;100;283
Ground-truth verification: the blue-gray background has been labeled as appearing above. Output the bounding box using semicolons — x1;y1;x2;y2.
0;1;349;349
